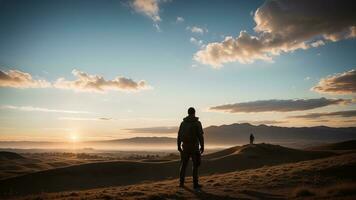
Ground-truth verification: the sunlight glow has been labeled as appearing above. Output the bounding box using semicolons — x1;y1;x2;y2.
69;134;79;143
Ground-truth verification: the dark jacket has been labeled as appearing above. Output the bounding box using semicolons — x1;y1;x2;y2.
177;115;204;150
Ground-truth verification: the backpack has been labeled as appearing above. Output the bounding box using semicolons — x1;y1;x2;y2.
181;121;198;145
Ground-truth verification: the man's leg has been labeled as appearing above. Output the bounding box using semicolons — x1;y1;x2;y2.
179;151;190;186
191;151;201;188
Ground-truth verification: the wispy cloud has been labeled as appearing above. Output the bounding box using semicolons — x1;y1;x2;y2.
237;120;286;125
194;0;356;68
312;69;356;94
1;105;91;114
129;0;171;31
54;69;151;93
130;0;161;22
187;26;207;34
58;117;112;121
0;69;51;88
190;37;204;47
209;98;351;113
124;126;178;133
98;117;112;121
176;16;184;23
288;110;356;119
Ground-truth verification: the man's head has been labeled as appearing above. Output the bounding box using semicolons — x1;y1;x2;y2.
188;107;196;116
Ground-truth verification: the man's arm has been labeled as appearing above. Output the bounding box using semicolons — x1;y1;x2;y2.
197;121;204;154
177;123;183;152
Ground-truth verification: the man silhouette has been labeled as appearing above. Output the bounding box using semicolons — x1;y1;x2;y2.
250;133;255;144
177;107;204;189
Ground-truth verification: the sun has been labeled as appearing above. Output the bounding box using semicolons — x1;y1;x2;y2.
69;134;78;142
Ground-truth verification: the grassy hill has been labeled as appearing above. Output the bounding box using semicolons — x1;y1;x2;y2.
0;151;24;160
0;152;92;181
0;143;334;196
5;152;356;199
307;140;356;151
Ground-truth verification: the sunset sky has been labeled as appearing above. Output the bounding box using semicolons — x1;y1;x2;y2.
0;0;355;141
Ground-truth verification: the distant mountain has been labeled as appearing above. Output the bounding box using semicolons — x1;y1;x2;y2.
0;141;62;149
204;123;356;145
104;124;356;146
1;124;355;149
0;137;177;149
91;137;176;145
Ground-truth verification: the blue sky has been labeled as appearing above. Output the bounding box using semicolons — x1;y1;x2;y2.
0;0;355;141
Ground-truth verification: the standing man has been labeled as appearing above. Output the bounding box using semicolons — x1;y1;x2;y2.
250;133;255;144
177;107;204;189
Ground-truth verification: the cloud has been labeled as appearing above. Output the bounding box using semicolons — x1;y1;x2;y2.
1;105;90;114
124;126;179;134
238;120;286;125
310;40;325;48
54;69;150;93
190;37;203;47
0;69;51;88
98;117;112;121
58;117;111;121
194;0;356;68
187;26;207;34
209;98;351;113
130;0;161;22
176;16;184;23
289;110;356;119
153;23;161;32
0;69;151;93
312;69;356;94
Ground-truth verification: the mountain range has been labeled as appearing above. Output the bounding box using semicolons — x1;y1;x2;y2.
1;123;355;149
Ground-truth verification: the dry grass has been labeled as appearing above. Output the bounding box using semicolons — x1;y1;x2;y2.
0;153;93;180
2;152;354;200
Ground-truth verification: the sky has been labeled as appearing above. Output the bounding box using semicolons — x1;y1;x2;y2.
0;0;355;142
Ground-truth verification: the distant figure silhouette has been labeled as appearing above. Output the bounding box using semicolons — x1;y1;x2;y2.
250;133;255;144
177;107;204;189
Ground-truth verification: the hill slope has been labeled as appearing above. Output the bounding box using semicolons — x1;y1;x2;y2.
307;140;356;151
8;152;356;200
0;143;334;196
0;151;24;160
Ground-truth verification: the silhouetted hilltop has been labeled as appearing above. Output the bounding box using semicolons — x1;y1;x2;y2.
0;151;24;160
200;143;334;174
202;146;241;160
